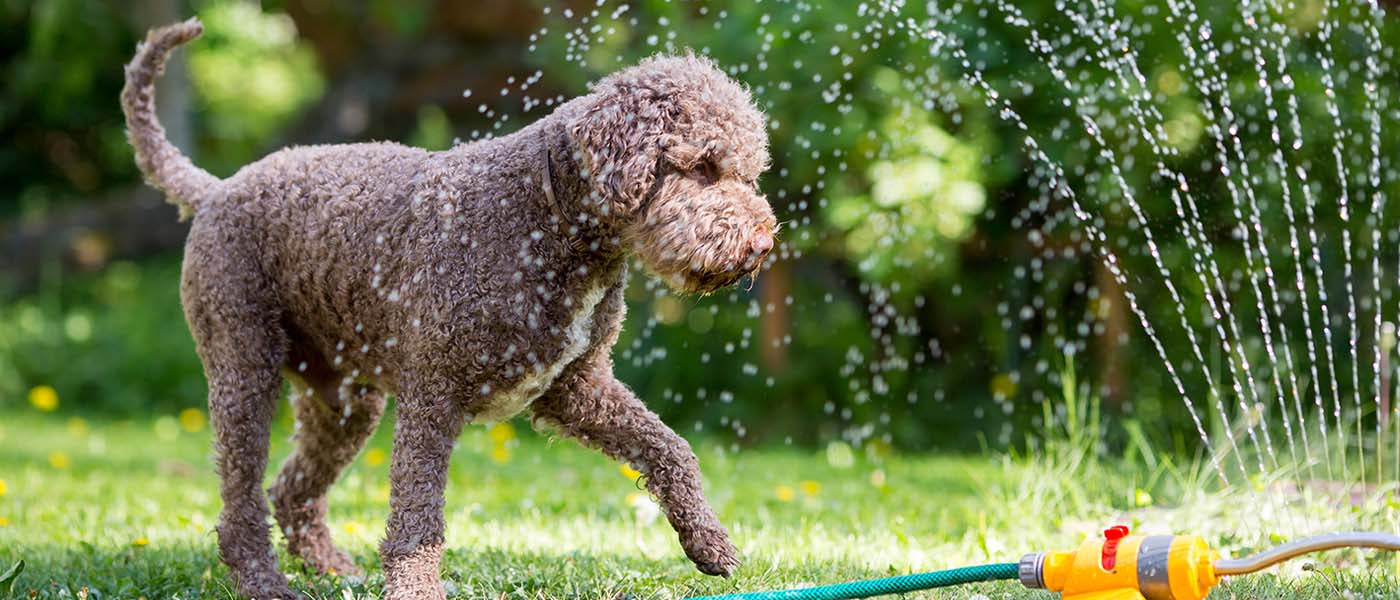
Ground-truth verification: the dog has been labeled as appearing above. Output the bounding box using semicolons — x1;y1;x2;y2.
122;18;776;600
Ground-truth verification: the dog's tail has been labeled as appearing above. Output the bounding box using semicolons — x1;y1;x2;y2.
121;18;220;220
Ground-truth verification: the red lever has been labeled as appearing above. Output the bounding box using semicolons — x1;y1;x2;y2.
1100;525;1130;570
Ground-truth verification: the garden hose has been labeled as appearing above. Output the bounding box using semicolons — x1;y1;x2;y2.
689;527;1400;600
688;563;1020;600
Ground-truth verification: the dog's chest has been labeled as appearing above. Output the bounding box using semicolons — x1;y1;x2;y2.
469;282;609;423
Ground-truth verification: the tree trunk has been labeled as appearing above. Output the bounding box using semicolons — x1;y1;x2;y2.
759;259;790;373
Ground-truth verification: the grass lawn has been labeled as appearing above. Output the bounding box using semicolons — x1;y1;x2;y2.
0;409;1396;599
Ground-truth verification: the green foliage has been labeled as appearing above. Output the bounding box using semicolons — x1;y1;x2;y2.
0;0;321;212
0;0;137;217
0;259;204;416
187;0;323;175
408;105;454;151
826;105;986;283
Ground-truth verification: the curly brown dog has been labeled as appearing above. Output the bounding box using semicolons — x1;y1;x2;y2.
122;18;775;600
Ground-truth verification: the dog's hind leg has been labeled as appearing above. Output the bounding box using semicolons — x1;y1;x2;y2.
182;236;296;599
270;351;386;577
531;362;740;577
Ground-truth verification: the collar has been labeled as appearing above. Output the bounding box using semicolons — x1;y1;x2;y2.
540;134;595;254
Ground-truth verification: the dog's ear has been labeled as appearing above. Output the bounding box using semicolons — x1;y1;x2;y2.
568;82;674;220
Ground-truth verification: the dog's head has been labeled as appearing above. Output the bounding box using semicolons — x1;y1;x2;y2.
568;53;776;294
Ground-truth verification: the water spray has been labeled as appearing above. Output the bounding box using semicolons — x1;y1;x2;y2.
690;527;1400;600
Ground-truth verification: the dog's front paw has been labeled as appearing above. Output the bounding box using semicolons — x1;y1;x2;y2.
383;544;447;600
681;526;740;577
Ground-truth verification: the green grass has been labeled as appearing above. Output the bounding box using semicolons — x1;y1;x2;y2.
0;410;1396;599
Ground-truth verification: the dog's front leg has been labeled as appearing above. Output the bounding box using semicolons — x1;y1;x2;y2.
532;362;740;577
380;391;467;600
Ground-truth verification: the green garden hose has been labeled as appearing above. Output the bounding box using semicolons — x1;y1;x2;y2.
688;562;1020;600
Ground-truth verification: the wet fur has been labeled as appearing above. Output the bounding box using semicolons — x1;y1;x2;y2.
122;18;775;600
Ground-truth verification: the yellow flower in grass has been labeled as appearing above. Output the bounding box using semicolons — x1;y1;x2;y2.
49;451;71;470
488;422;516;444
178;408;206;433
343;521;362;535
774;485;795;502
29;385;59;411
0;478;7;497
799;480;822;496
68;417;89;437
989;373;1017;399
1134;488;1154;507
364;447;387;467
489;445;512;464
619;463;642;482
0;517;9;527
487;422;515;464
131;536;149;547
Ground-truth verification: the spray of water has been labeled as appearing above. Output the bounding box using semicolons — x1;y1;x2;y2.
469;0;1399;546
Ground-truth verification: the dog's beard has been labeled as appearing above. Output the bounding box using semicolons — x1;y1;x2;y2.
647;250;767;295
628;186;775;295
679;268;750;295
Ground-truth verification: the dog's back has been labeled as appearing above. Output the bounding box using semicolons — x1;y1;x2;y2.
182;123;622;401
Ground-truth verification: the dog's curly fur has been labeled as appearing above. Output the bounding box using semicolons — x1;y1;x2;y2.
122;18;776;600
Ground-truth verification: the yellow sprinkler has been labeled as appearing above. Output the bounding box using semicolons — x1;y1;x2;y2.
690;527;1400;600
1016;525;1218;600
1019;526;1400;600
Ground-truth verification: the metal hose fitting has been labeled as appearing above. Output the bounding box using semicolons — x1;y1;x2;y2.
1018;552;1046;588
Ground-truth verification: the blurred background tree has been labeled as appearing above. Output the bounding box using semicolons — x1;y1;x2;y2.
3;0;1398;458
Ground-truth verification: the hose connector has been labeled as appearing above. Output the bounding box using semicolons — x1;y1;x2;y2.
1018;551;1046;588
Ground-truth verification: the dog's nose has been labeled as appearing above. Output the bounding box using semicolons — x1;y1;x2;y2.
750;230;774;255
